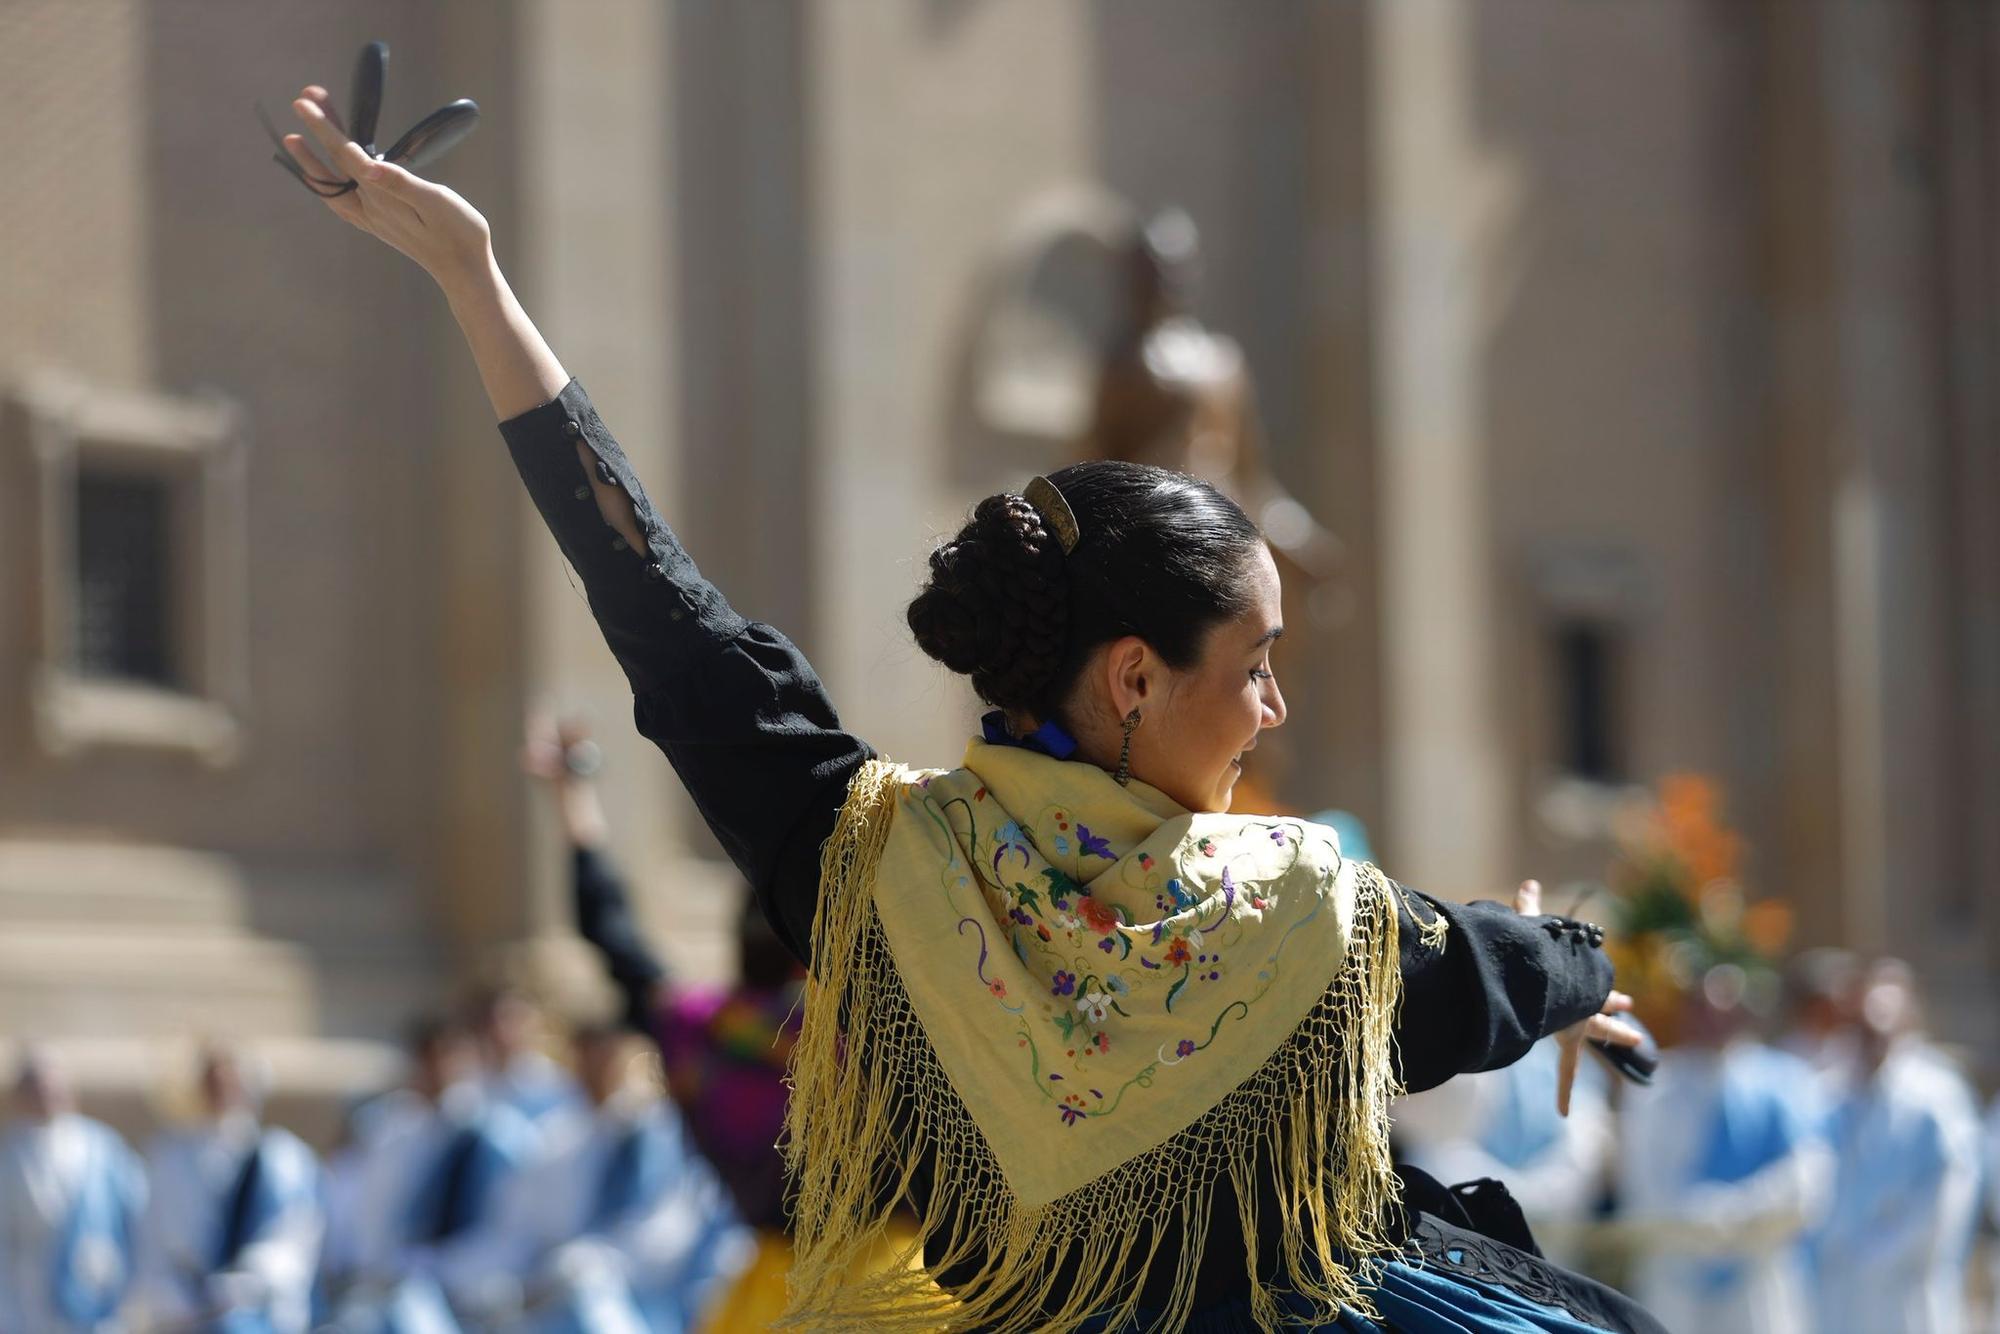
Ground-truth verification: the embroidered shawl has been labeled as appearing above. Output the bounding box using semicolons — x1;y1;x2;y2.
782;741;1440;1330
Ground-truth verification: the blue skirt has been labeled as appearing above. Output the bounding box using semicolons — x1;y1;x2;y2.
1072;1259;1612;1333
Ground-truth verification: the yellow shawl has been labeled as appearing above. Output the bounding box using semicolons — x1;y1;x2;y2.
783;741;1440;1330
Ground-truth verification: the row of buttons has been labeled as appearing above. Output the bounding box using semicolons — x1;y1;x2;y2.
565;418;670;586
1540;916;1606;948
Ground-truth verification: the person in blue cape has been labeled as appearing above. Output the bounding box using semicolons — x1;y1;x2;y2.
131;1045;325;1334
444;1023;754;1333
469;985;587;1133
1616;963;1831;1333
321;1018;543;1333
1395;1038;1612;1269
0;1048;147;1333
1808;958;1982;1334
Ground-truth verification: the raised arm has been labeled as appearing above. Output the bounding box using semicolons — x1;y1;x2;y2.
283;87;868;962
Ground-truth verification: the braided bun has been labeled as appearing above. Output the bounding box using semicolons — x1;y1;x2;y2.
907;492;1071;714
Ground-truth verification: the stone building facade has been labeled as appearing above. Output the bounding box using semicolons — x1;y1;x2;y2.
1;0;1993;1137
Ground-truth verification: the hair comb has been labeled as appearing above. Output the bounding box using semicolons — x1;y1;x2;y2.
1024;476;1080;555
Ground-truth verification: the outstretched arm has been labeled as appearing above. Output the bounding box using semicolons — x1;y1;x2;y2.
284;87;869;964
282;88;642;555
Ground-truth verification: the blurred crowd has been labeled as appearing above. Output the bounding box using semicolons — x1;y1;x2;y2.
1394;948;1998;1334
5;725;1998;1334
2;990;755;1334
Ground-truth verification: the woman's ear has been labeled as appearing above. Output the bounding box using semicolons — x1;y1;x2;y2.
1103;636;1152;717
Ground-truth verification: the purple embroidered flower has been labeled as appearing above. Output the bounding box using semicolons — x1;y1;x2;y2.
1009;906;1033;926
1077;825;1113;860
1059;1104;1084;1125
1270;827;1287;845
1176;1039;1197;1058
1051;970;1076;997
1097;936;1115;953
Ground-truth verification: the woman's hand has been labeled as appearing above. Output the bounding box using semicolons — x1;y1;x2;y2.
280;83;568;421
1513;878;1644;1116
281;86;492;287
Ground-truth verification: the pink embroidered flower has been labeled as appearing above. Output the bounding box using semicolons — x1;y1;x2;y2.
988;978;1006;998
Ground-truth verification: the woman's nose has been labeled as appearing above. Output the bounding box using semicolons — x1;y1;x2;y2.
1263;677;1287;728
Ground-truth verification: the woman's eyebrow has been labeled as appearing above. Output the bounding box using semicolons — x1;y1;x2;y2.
1252;625;1285;650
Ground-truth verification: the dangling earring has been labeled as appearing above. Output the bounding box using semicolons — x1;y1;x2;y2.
1114;707;1141;786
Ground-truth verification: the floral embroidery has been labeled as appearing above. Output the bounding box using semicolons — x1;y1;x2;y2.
1051;970;1076;997
1076;988;1110;1024
1164;938;1192;966
1078;896;1120;934
1097;937;1116;953
1195;950;1223;982
1059;1095;1086;1125
1176;1038;1197;1058
993;821;1032;874
1077;825;1113;860
988;978;1007;998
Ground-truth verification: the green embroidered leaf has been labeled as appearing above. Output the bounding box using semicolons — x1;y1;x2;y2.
1055;1012;1077;1041
1013;883;1042;912
1041;866;1082;898
1165;969;1189;1012
1116;934;1132;960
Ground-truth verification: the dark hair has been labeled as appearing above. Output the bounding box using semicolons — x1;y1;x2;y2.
907;461;1263;722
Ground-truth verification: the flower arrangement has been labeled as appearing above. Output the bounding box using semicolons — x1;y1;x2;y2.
1604;774;1793;1046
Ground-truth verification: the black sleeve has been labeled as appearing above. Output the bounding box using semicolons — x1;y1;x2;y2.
1390;886;1615;1094
572;845;667;1032
501;379;870;965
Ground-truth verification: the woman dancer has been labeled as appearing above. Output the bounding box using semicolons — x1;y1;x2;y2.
279;87;1656;1333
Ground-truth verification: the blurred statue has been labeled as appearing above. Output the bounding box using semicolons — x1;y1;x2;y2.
1083;209;1344;807
1083;208;1342;587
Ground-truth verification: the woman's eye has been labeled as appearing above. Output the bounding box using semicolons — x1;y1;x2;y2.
1250;668;1275;682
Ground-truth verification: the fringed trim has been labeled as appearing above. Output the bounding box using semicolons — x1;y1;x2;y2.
782;760;1407;1332
1407;887;1450;955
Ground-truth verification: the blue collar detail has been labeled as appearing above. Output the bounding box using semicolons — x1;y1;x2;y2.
980;709;1079;760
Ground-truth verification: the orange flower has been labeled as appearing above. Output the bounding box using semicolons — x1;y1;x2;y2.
1078;896;1120;934
1743;899;1794;956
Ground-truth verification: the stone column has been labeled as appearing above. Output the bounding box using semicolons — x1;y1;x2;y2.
1367;0;1514;894
502;0;745;996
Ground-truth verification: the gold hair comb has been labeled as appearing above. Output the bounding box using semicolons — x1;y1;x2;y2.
1024;476;1080;555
